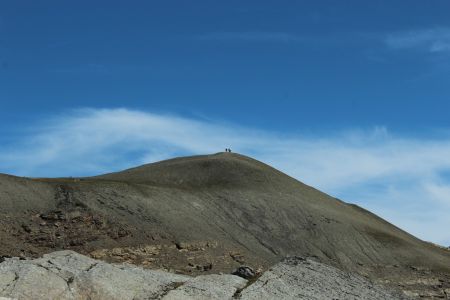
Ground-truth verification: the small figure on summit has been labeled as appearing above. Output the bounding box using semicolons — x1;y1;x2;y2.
225;148;232;153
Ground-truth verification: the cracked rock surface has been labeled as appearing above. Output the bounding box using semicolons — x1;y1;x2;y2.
0;251;411;300
239;257;410;300
164;274;247;299
0;251;190;300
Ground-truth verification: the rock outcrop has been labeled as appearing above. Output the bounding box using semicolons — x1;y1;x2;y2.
239;257;409;300
0;251;409;300
0;251;190;299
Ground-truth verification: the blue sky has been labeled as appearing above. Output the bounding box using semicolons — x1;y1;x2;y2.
1;1;450;245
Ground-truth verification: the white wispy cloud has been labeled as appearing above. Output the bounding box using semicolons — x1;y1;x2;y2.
196;31;303;43
1;108;450;245
386;27;450;53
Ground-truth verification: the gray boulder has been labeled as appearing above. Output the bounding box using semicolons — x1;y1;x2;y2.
0;251;190;300
0;251;246;300
239;257;409;300
232;266;256;279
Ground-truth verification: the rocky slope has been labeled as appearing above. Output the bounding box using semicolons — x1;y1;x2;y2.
0;251;408;300
1;152;450;297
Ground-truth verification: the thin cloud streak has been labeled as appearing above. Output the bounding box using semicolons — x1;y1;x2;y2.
386;27;450;53
1;108;450;245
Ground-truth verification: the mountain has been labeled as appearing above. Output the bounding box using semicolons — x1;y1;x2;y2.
1;152;449;297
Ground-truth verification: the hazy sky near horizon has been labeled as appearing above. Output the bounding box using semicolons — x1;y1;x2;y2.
1;1;450;245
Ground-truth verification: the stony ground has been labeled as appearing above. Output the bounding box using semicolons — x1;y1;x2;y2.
0;251;409;300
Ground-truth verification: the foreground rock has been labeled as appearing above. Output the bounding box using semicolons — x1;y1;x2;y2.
164;274;246;299
0;251;245;300
238;257;410;300
0;251;410;300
